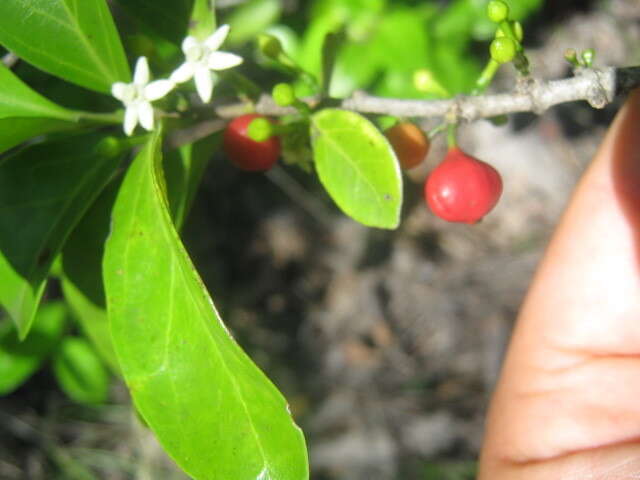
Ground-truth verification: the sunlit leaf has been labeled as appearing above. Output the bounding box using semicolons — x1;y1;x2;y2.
104;131;309;480
310;109;402;229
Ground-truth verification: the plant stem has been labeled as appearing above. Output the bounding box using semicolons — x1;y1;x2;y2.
473;59;500;95
73;111;123;125
447;124;458;149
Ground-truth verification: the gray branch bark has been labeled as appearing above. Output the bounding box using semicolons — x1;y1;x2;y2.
215;66;640;123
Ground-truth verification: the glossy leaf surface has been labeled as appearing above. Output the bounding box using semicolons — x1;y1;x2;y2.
310;108;402;229
0;133;123;338
0;0;130;92
103;132;308;480
0;63;75;120
0;301;67;395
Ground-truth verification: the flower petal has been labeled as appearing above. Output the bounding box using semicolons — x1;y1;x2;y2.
124;106;138;136
134;56;150;85
138;101;154;131
194;64;213;103
204;24;230;51
182;35;199;55
145;79;175;101
170;62;195;83
208;51;243;70
111;82;128;101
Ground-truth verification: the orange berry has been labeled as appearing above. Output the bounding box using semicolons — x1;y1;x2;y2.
384;122;430;170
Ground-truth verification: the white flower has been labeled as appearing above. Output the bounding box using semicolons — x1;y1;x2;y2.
111;57;175;136
170;24;243;103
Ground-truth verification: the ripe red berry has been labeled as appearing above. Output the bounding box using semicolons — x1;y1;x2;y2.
223;114;281;171
424;148;503;224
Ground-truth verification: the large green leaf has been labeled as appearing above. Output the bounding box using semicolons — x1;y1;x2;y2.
103;132;309;480
0;0;130;92
52;336;110;405
113;0;194;44
0;133;123;338
0;63;75;120
0;63;78;154
310;109;402;229
0;301;67;395
61;180;121;372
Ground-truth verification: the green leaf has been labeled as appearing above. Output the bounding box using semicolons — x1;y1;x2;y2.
163;133;219;230
61;181;121;373
225;0;282;46
104;131;309;480
52;336;109;404
0;63;75;120
310;109;402;229
0;301;67;395
0;0;130;92
0;117;76;155
0;133;124;338
114;0;194;45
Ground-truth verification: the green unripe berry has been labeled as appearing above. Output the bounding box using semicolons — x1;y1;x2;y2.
581;48;595;67
258;34;283;59
247;117;274;142
413;69;449;97
487;0;509;23
96;136;121;157
272;83;296;107
490;37;517;64
511;20;523;42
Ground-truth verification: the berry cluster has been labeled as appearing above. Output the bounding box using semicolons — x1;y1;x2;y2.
223;115;503;224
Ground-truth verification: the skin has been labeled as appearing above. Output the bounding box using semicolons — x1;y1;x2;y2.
479;89;640;479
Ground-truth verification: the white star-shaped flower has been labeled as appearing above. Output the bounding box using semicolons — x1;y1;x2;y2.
170;25;243;103
111;57;175;136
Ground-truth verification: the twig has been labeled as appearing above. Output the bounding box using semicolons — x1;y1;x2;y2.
215;66;640;123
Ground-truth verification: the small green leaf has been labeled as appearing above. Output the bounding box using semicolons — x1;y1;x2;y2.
104;131;309;480
61;181;121;373
114;0;195;45
0;301;67;395
53;336;109;405
0;0;130;92
0;133;124;338
310;109;402;229
225;0;282;46
0;63;75;120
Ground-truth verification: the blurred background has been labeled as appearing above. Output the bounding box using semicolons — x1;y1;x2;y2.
2;0;640;479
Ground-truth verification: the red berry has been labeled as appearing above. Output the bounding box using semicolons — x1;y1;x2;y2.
424;148;503;224
223;114;281;171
